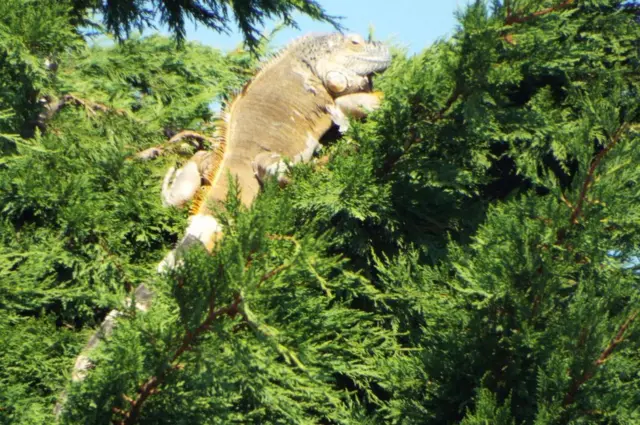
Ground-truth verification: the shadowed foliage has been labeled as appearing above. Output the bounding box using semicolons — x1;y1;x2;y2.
0;1;638;424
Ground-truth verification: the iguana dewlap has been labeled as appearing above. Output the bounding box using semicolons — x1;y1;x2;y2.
159;33;391;271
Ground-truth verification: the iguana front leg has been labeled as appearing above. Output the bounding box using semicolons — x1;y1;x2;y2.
335;91;384;119
328;91;384;133
253;91;383;184
157;213;223;272
252;152;290;187
251;133;321;186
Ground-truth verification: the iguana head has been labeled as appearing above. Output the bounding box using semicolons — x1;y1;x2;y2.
300;33;392;96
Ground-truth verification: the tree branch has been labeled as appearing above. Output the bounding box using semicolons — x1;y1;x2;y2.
258;264;291;288
256;234;301;288
502;0;578;44
563;310;638;407
560;192;574;210
569;123;629;225
118;294;242;425
595;311;638;366
25;94;129;138
117;234;302;423
134;130;218;160
431;89;462;122
381;88;461;174
45;94;126;120
506;0;576;25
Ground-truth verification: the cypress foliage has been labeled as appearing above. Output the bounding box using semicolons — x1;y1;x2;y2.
0;4;247;421
1;0;639;424
68;0;342;48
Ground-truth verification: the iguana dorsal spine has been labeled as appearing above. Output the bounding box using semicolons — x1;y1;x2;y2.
57;32;391;415
159;33;391;271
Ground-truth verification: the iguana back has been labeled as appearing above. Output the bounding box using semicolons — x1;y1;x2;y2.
161;32;391;265
56;34;392;411
197;46;335;210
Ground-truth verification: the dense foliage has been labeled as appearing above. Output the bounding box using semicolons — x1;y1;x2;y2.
1;0;638;424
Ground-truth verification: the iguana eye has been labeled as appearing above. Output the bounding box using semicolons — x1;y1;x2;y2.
349;34;364;45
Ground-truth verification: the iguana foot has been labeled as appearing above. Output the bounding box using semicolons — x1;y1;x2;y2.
325;70;370;95
161;150;218;207
136;146;164;160
252;134;321;187
252;152;290;187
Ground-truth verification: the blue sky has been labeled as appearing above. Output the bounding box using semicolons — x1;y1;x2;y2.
185;1;466;54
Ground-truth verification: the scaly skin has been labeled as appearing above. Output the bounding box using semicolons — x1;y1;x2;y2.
56;36;391;412
159;33;391;271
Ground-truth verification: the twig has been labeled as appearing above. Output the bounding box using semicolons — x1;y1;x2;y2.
266;234;302;255
27;94;129;138
381;88;462;174
256;234;301;287
431;89;462;122
98;238;133;292
595;311;638;366
506;0;576;25
258;264;291;287
171;296;240;362
560;192;574;210
118;295;242;425
502;0;577;44
569;123;629;225
134;130;218;160
563;311;638;407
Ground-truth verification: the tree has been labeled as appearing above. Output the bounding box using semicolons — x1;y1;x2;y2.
0;0;639;424
70;0;342;48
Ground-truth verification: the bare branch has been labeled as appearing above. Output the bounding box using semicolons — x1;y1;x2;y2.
46;94;127;119
134;130;218;161
26;94;130;138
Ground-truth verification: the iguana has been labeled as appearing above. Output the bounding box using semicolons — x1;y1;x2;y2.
158;32;391;271
56;33;391;415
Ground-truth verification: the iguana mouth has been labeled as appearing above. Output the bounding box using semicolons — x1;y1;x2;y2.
351;56;391;63
349;43;392;73
348;54;392;75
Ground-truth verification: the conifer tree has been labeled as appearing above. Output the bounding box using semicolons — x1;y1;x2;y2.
1;0;639;424
70;0;341;48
